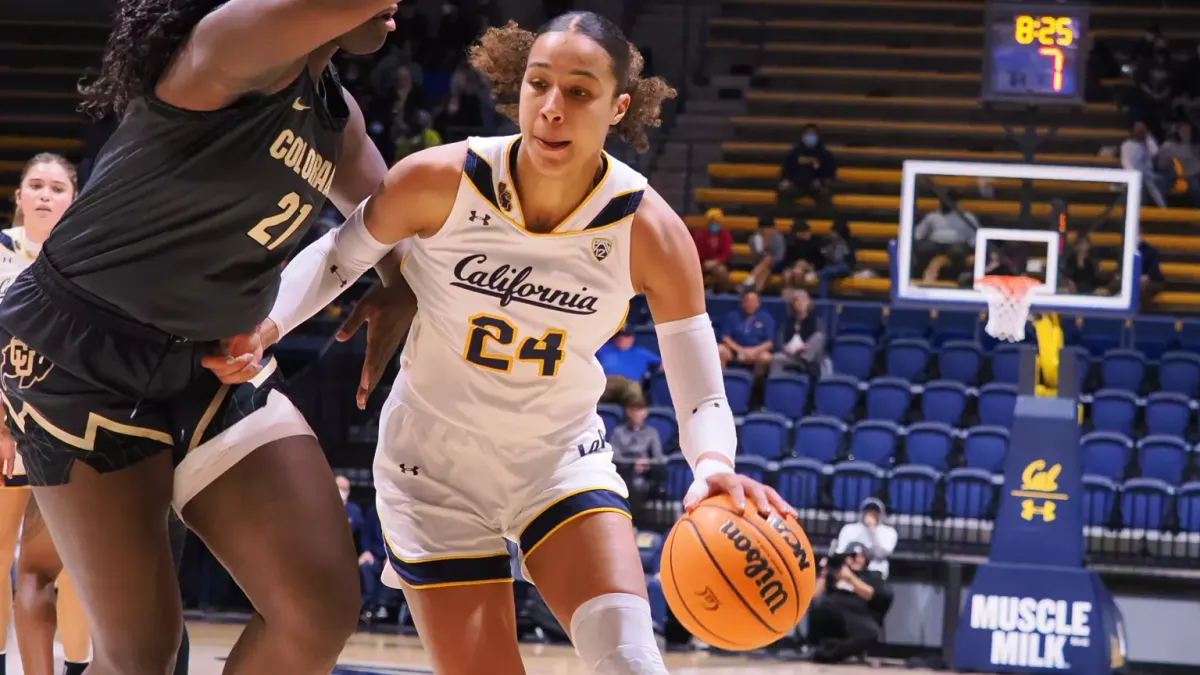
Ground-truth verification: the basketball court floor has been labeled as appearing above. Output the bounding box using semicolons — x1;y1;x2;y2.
5;620;911;674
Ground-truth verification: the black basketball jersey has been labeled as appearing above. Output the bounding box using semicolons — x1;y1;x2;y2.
44;67;349;341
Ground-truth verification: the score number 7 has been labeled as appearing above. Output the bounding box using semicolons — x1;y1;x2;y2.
1037;46;1065;92
463;314;567;377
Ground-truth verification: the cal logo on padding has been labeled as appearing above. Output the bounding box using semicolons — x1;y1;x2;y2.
1012;459;1067;522
591;237;613;262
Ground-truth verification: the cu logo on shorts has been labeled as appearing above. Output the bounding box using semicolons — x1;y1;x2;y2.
0;337;54;390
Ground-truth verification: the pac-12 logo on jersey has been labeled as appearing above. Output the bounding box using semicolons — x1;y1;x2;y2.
591;237;613;262
0;338;53;390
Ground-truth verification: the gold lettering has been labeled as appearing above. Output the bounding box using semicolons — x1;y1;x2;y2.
283;137;306;170
269;129;294;159
265;128;337;198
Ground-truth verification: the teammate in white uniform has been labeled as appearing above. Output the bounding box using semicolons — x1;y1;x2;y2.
221;11;797;675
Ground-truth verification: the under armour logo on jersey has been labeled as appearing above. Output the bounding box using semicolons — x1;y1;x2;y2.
397;464;420;476
329;265;348;288
591;237;613;262
469;211;492;226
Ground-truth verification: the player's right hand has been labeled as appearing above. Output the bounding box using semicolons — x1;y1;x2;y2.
0;412;16;481
201;323;267;384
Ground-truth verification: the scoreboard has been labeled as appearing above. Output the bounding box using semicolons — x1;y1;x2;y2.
981;2;1090;106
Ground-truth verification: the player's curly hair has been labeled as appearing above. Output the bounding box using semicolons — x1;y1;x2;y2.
79;0;225;119
12;153;77;227
468;12;677;153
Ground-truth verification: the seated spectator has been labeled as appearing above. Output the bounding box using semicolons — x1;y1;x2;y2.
359;503;403;623
835;498;898;579
1156;120;1200;206
692;208;734;292
597;326;660;406
780;219;824;290
337;473;363;549
777;124;836;214
717;290;776;377
1121;121;1170;208
742;216;787;292
610;397;665;510
913;189;979;282
771;290;826;377
816;218;856;297
807;542;893;664
1061;235;1105;294
1138;235;1166;304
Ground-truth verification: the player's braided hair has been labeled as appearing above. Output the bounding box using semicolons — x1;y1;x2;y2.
468;12;677;153
79;0;225;119
12;153;77;228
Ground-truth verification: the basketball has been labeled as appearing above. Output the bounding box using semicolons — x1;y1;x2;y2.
659;494;817;651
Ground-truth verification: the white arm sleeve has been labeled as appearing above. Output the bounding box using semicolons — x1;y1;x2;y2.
267;199;396;338
655;314;737;482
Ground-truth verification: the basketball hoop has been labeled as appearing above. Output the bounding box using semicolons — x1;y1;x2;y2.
975;276;1046;342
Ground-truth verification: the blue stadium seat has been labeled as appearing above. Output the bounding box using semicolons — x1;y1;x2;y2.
1120;478;1173;530
1158;351;1200;397
776;457;826;509
1137;435;1190;485
645;575;667;632
1178;319;1200;352
921;380;969;427
597;402;623;439
705;293;739;324
1132;317;1178;360
1099;349;1147;393
1079;317;1125;358
889;465;941;516
723;369;754;415
905;421;955;471
1080;431;1134;481
836;303;884;337
735;455;772;485
1089;389;1138;438
831;461;886;511
990;344;1029;384
885;338;932;382
978;383;1018;428
1066;347;1092;395
759;296;788;328
738;412;790;460
648;370;671;407
885;308;931;341
811;300;836;332
944;468;996;519
1176;481;1200;533
963;426;1009;473
931;310;980;346
937;340;984;386
1144;392;1191;439
646;406;677;447
814;374;860;421
849;420;900;467
1081;475;1119;528
663;454;692;501
763;372;810;419
831;335;877;380
864;377;912;423
633;327;659;355
636;530;664;574
793;416;846;463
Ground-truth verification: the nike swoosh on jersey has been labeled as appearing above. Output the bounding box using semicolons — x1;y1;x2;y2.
293;98;311;111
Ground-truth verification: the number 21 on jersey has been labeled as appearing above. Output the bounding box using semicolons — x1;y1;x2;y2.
463;313;566;377
247;192;312;251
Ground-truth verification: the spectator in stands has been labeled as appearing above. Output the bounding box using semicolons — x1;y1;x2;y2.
358;505;398;624
835;498;898;579
610;396;665;510
597;326;661;406
1131;36;1174;139
742;216;787;292
770;290;826;377
717;290;776;377
816;218;857;297
777;124;836;214
1062;235;1105;294
439;61;494;140
337;474;364;553
1121;121;1169;208
1172;43;1200;126
692;208;734;292
1138;235;1167;303
780;219;824;290
1157;121;1200;206
808;542;893;664
913;189;979;282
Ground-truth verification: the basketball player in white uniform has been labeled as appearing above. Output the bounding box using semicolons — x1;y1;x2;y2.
215;11;797;675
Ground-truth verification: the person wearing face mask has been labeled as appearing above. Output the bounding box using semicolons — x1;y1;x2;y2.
691;208;734;292
777;124;837;215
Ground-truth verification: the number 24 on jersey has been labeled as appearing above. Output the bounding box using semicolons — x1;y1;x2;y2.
463;314;566;377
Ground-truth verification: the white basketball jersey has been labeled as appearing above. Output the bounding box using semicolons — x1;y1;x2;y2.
395;135;647;445
0;227;36;301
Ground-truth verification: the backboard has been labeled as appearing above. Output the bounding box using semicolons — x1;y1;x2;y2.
892;159;1142;315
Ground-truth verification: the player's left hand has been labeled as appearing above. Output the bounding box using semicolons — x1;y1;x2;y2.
336;279;419;410
0;413;15;481
684;471;797;519
202;326;265;384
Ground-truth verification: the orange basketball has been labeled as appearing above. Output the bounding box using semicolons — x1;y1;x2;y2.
659;494;817;651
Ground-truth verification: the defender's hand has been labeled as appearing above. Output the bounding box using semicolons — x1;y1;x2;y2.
684;471;797;519
201;323;268;384
0;415;15;481
336;279;418;410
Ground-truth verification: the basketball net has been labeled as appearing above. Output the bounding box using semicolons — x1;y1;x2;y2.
975;276;1046;342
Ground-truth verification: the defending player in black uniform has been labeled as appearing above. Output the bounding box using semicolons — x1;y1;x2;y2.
0;2;416;674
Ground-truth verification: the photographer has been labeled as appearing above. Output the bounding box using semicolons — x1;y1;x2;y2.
836;497;898;578
807;542;894;664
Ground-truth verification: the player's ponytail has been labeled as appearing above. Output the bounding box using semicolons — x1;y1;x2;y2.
469;12;677;154
79;0;224;119
11;153;77;228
